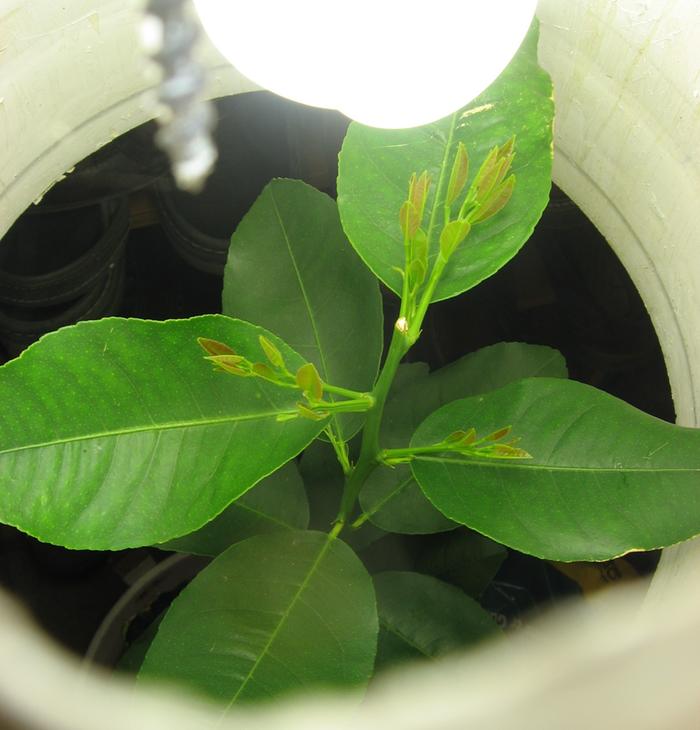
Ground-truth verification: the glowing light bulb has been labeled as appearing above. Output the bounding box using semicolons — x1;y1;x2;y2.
193;1;537;129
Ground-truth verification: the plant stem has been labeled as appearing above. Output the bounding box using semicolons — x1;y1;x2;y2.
380;443;451;461
320;397;375;414
335;114;462;525
322;382;374;402
407;256;448;344
336;324;409;523
324;425;352;475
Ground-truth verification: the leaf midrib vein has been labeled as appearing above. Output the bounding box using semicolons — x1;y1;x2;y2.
379;619;431;658
414;455;700;474
425;112;458;255
363;473;415;522
0;410;289;456
268;190;342;437
233;500;296;530
222;533;336;712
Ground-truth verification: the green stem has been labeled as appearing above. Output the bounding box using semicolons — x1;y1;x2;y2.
324;425;351;475
319;397;375;414
335;114;462;525
407;255;448;344
380;443;452;462
252;371;373;406
336;325;409;523
322;382;374;402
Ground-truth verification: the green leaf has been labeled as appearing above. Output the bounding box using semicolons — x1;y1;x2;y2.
414;529;507;599
139;531;378;705
411;377;700;561
158;461;309;556
337;21;552;302
223;178;383;440
360;468;455;534
373;571;499;672
359;343;567;533
0;316;324;550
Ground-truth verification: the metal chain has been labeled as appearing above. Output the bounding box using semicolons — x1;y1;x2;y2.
142;0;217;192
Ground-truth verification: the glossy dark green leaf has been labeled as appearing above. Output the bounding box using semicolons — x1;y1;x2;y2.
414;529;507;598
158;461;308;556
337;22;553;301
411;377;700;561
0;316;324;550
223;178;383;440
359;343;567;533
374;571;499;672
139;531;378;705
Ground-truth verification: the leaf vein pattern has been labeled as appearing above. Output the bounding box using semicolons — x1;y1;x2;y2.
220;534;336;714
379;620;430;658
233;500;295;530
0;410;293;457
364;473;415;520
414;456;699;475
425;112;458;253
268;188;341;436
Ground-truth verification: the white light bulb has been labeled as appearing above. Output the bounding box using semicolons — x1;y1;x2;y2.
193;1;538;129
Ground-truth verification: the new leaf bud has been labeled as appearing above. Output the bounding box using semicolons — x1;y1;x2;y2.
252;362;279;382
399;201;421;239
258;334;285;370
446;142;469;205
439;219;472;260
198;337;237;357
471;175;516;223
296;362;323;401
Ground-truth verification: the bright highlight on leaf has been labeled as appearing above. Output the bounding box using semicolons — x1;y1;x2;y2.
337;22;554;302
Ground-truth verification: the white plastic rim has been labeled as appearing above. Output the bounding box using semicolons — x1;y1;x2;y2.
534;0;700;604
0;0;699;708
191;0;539;128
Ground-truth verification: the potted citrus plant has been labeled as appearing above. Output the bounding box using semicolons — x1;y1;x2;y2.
2;20;700;711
